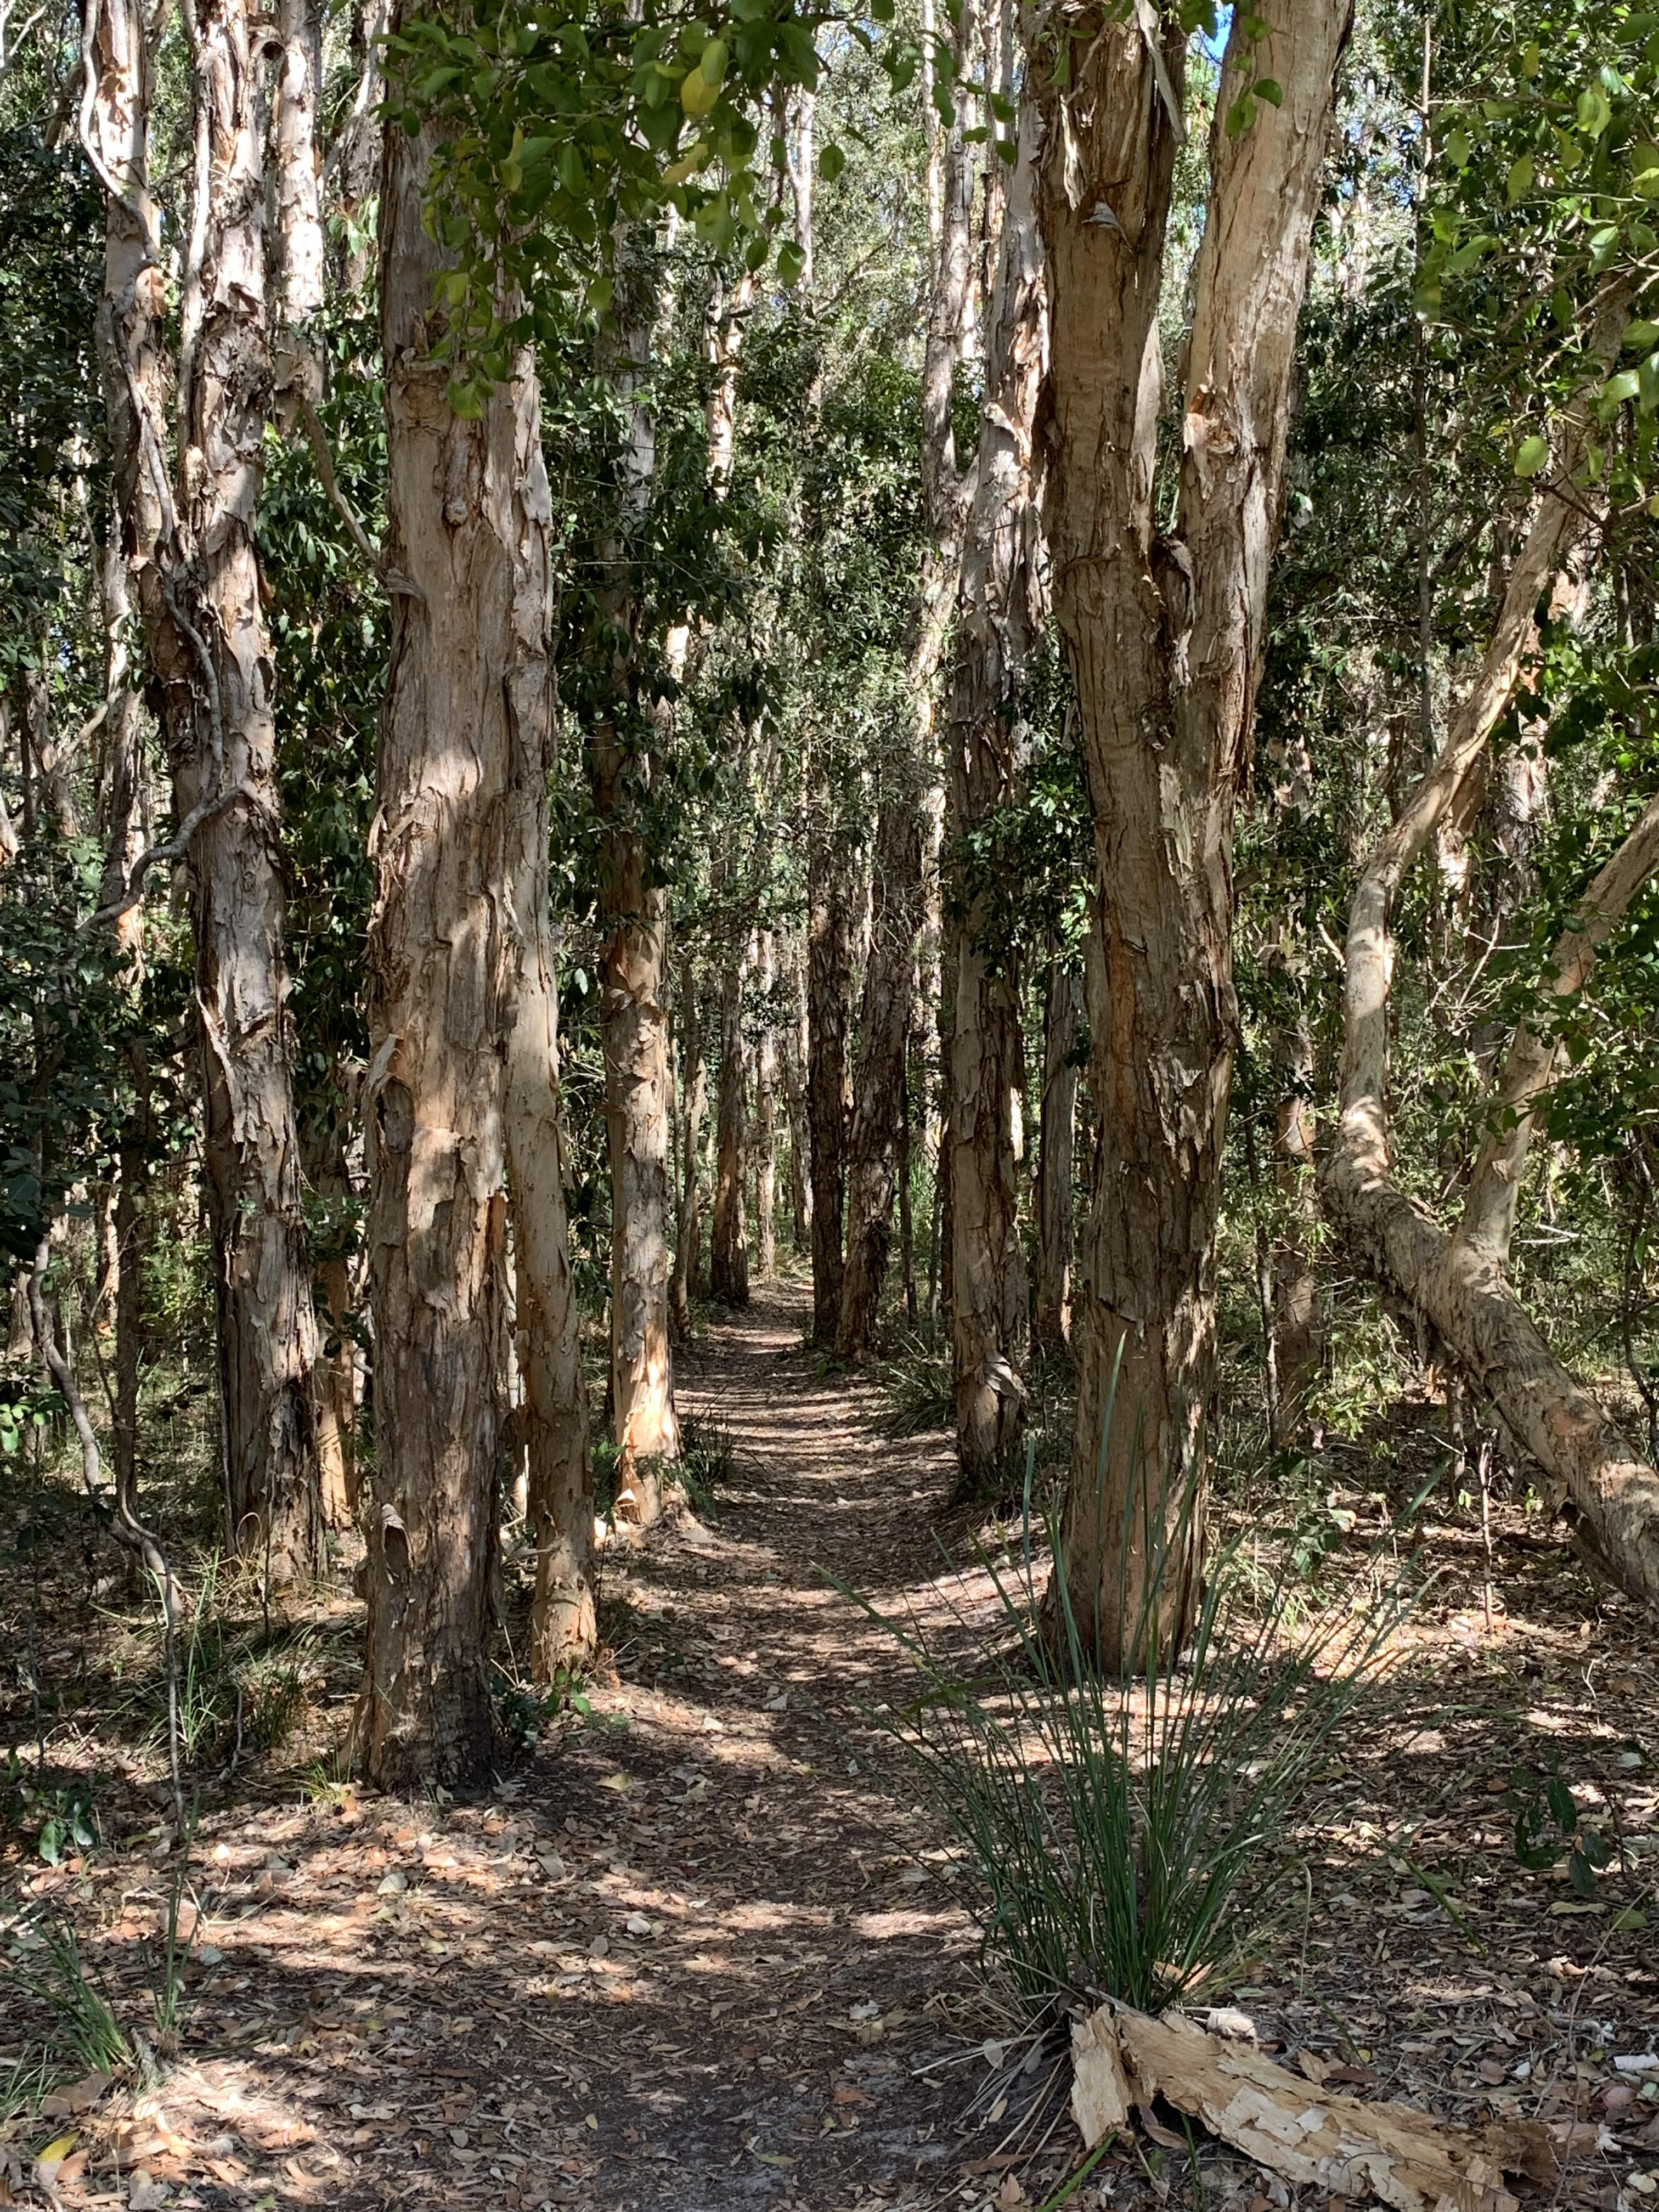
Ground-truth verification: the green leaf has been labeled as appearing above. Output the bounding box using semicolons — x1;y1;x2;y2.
1603;369;1641;404
1506;154;1534;202
1577;83;1612;137
1547;1777;1577;1831
1625;319;1659;349
817;141;846;182
1252;76;1282;106
776;238;805;287
1514;433;1550;477
1445;126;1471;168
1225;91;1257;138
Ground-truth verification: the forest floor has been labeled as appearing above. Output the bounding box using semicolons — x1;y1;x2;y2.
2;1278;1658;2212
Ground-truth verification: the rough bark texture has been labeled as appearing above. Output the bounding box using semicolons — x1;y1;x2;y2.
945;91;1045;1469
837;0;979;1361
359;87;587;1779
806;793;852;1341
712;947;751;1306
1033;956;1079;1351
1037;0;1350;1663
594;795;678;1523
86;0;330;1584
671;958;707;1336
754;928;778;1278
779;948;812;1251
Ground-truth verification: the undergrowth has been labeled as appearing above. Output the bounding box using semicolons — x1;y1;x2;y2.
853;1401;1407;2023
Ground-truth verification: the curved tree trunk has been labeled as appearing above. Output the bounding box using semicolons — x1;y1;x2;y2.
711;946;751;1305
1033;956;1079;1352
358;87;580;1783
1323;390;1659;1606
945;90;1045;1472
1037;0;1351;1667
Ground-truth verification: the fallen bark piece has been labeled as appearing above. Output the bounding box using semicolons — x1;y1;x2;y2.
1073;2002;1556;2212
1071;2006;1132;2147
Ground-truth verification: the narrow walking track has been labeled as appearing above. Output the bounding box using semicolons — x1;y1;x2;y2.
132;1281;1008;2212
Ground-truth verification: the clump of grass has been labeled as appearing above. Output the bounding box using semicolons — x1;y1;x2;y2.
852;1432;1404;2023
676;1410;737;1515
876;1326;955;1438
3;1911;132;2078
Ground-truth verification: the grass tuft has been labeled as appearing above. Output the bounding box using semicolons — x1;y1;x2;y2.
851;1435;1405;2022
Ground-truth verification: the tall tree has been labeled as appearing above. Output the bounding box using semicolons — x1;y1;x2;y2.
358;66;588;1779
84;0;325;1583
1036;0;1352;1662
944;90;1045;1475
836;0;979;1359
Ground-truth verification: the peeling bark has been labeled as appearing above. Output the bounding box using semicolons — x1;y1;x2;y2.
945;90;1045;1469
360;78;585;1778
1033;956;1079;1352
1037;0;1351;1663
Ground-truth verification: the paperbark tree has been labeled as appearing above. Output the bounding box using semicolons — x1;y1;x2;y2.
359;76;589;1776
1323;371;1659;1606
1036;0;1351;1663
754;927;778;1277
1033;956;1079;1352
945;91;1045;1471
711;938;751;1304
671;956;708;1335
84;0;325;1584
806;774;852;1340
837;0;979;1360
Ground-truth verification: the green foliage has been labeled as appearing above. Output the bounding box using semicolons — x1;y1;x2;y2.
2;1754;100;1867
2;1911;132;2079
851;1447;1397;2019
675;1407;737;1514
1508;1765;1615;1895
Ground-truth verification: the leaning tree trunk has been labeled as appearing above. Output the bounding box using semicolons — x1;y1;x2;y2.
838;0;980;1361
1037;0;1350;1666
1032;955;1079;1352
358;87;582;1783
711;945;751;1305
945;89;1044;1472
1324;369;1659;1604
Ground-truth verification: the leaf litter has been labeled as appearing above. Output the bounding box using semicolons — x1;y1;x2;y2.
0;1283;1655;2211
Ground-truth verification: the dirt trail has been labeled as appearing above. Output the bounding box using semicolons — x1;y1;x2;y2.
108;1280;1002;2212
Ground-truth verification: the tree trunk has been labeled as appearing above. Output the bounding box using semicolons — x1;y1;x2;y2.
838;0;980;1362
1323;442;1659;1608
1269;1005;1321;1426
305;1128;358;1530
359;87;575;1783
671;957;708;1335
945;89;1045;1470
711;947;750;1305
778;948;812;1251
806;790;851;1340
1033;956;1079;1352
595;828;678;1523
1036;0;1350;1666
754;929;778;1279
